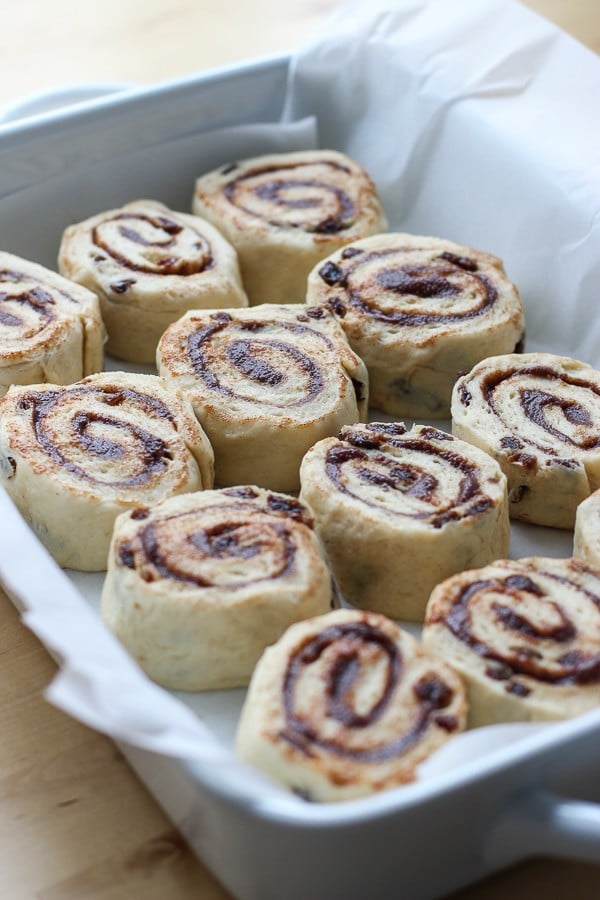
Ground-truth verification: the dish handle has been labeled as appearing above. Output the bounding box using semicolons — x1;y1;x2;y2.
485;788;600;866
0;82;134;124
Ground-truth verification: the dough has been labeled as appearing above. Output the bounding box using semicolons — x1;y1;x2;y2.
0;371;213;570
300;421;509;620
306;233;524;418
423;556;600;726
452;352;600;528
58;199;247;363
235;608;467;801
101;487;332;690
157;303;368;491
192;150;387;304
0;251;103;396
573;489;600;568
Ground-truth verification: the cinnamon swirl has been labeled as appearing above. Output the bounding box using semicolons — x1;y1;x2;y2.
192;150;387;305
0;372;214;570
574;490;600;569
101;487;332;691
58;199;247;364
299;422;509;621
157;304;368;491
423;557;600;725
451;353;600;528
0;252;104;396
235;609;467;801
305;233;525;418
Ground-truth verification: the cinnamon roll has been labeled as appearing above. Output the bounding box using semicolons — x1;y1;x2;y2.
235;608;467;801
451;353;600;528
299;422;509;621
574;490;600;569
0;252;104;396
305;233;524;418
192;150;387;305
0;372;214;570
58;199;247;364
423;557;600;726
101;487;332;691
157;304;368;491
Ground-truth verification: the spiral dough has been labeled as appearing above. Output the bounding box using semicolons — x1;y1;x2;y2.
192;150;387;305
235;608;467;801
101;487;332;690
299;422;509;620
0;372;214;570
423;557;600;725
0;252;104;397
451;352;600;528
157;304;368;491
306;233;525;418
58;199;247;364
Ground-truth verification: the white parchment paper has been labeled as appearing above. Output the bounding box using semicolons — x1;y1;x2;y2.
1;0;599;805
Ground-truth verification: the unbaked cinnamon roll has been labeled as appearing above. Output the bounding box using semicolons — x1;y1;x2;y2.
0;252;104;396
423;557;600;726
101;487;332;691
305;233;525;418
0;372;213;570
574;489;600;568
451;353;600;528
299;422;508;621
235;608;467;801
58;199;247;364
192;150;387;305
157;304;368;491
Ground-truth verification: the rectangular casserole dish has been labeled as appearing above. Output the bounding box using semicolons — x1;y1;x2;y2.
1;2;599;897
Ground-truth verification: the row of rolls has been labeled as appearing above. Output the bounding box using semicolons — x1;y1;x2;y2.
1;149;599;802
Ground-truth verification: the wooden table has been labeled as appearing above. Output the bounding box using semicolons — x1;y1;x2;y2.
1;2;599;897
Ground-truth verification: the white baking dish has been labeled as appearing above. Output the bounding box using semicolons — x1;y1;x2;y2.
1;2;599;897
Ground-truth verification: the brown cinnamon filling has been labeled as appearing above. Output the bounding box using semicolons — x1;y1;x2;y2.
221;159;356;233
92;212;213;276
432;570;600;686
280;621;455;760
481;364;600;454
318;249;498;326
19;385;175;488
118;502;297;588
325;430;492;527
186;316;328;407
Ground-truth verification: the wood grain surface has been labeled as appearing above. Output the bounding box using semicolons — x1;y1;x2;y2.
1;2;599;898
